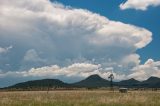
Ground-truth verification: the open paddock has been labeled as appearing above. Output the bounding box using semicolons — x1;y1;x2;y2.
0;90;160;106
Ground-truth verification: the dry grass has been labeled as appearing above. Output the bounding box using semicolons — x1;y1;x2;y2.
0;90;160;106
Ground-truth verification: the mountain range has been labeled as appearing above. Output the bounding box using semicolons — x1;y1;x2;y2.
2;74;160;90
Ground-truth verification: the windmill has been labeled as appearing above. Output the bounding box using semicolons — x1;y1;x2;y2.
108;72;114;90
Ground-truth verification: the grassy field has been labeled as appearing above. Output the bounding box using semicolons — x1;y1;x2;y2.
0;90;160;106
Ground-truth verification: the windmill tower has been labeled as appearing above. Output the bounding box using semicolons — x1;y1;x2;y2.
108;72;114;90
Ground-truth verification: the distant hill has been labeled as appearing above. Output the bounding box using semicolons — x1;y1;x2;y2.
140;77;160;88
115;78;140;88
4;79;71;90
73;74;110;88
2;75;160;90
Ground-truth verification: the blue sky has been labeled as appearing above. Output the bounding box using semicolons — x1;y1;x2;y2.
0;0;160;87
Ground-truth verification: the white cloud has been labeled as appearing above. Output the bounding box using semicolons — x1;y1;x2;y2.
24;49;45;62
0;62;128;86
0;46;12;54
0;63;101;83
128;59;160;80
120;0;160;10
0;0;152;71
1;59;160;87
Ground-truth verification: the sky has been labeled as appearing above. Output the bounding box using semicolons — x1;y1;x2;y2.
0;0;160;87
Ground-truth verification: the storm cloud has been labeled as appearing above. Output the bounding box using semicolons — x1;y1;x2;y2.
0;0;155;87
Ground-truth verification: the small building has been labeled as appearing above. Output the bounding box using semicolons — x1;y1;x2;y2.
119;88;128;93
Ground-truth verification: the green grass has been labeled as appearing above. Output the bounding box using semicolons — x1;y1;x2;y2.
0;90;160;106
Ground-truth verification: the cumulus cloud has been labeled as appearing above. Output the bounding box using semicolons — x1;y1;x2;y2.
0;46;12;54
0;62;128;87
128;59;160;80
0;63;101;87
24;49;45;62
1;59;160;87
0;63;101;80
120;0;160;10
0;0;152;71
0;0;155;87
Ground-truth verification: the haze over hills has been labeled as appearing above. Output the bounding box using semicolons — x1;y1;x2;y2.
2;74;160;90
